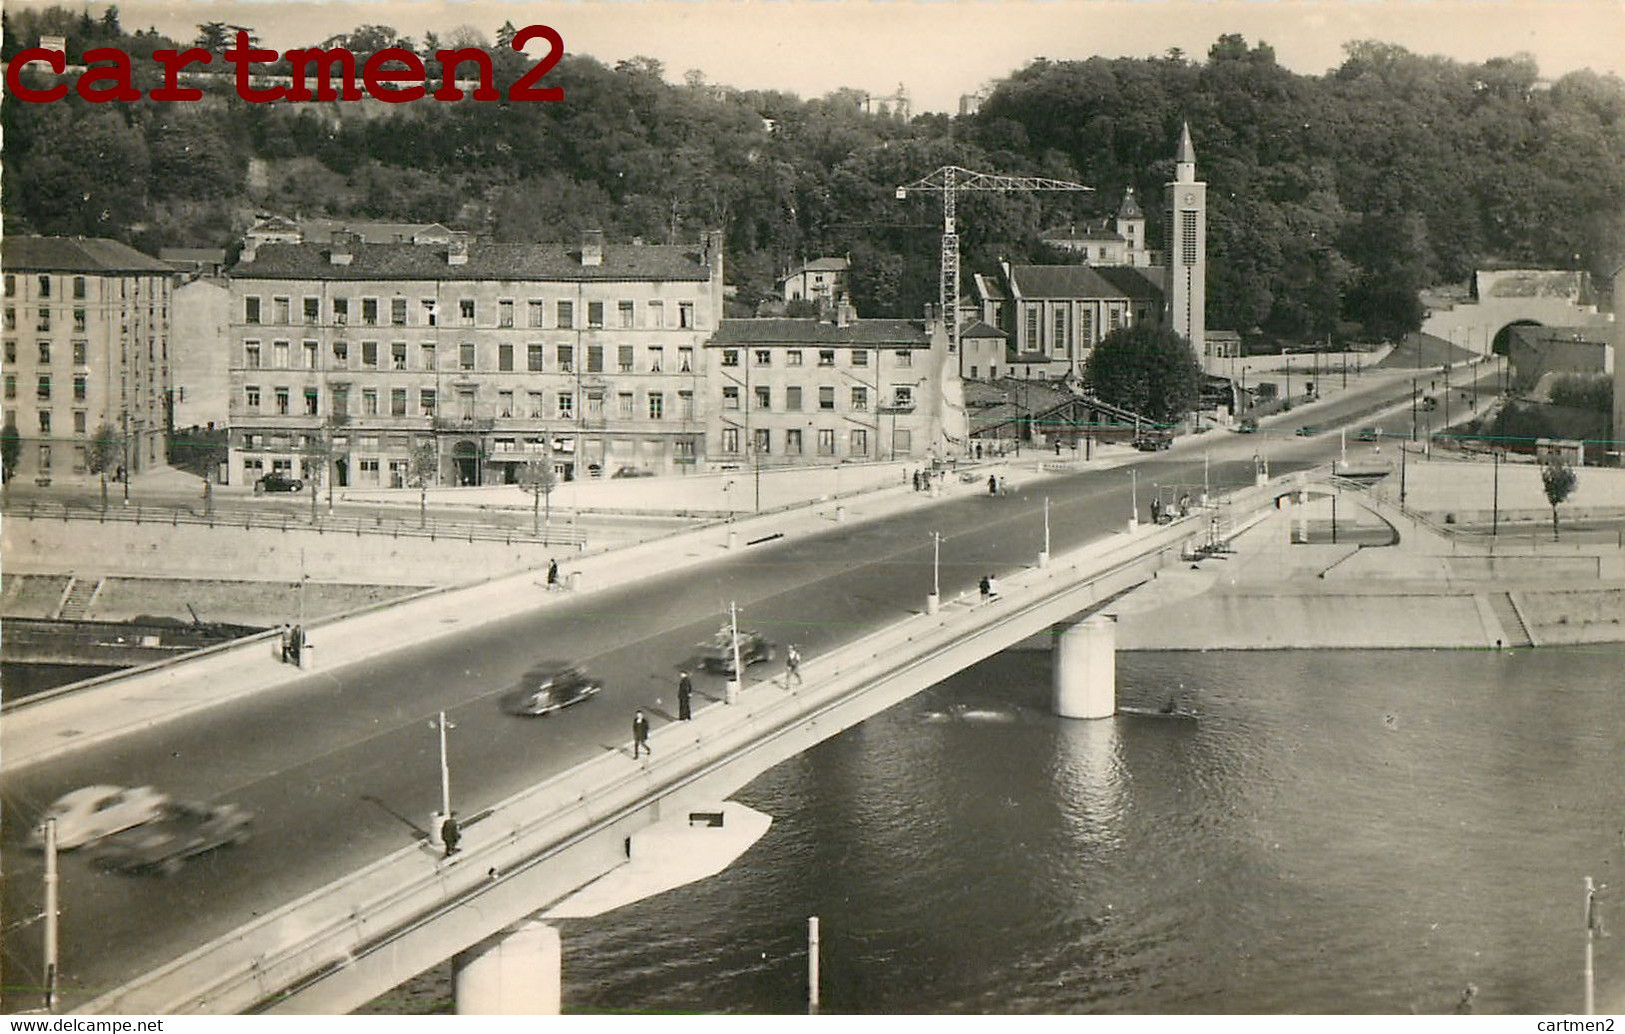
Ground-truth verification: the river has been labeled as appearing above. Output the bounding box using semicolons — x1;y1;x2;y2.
367;646;1624;1015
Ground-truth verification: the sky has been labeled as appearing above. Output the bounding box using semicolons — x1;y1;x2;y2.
16;0;1625;112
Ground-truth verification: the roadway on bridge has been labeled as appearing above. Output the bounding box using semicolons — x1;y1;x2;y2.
0;373;1433;1012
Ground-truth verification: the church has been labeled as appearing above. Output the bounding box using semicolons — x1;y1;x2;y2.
964;123;1207;382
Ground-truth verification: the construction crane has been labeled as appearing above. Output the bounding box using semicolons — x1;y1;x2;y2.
895;167;1093;361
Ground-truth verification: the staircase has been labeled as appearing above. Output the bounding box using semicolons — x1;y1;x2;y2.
1485;591;1532;648
54;576;105;621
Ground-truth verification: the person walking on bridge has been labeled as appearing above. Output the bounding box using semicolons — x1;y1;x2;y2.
785;644;803;688
632;709;652;759
677;671;694;720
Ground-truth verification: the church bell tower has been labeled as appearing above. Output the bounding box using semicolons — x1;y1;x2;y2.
1165;122;1207;361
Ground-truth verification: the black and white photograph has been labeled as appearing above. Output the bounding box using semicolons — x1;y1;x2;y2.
1;0;1622;1019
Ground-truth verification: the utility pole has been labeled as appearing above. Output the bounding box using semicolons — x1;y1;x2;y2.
1400;440;1408;508
1411;378;1419;442
1584;876;1603;1015
43;816;59;1013
1492;448;1500;536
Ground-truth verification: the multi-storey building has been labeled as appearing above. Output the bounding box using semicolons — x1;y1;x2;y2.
2;237;173;482
706;306;957;466
226;230;724;488
1039;187;1157;267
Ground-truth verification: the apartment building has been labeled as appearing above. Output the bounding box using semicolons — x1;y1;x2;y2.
2;237;173;482
226;229;724;488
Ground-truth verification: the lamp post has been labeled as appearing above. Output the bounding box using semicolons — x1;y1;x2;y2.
1492;447;1500;536
1411;377;1419;442
927;531;941;612
1443;362;1451;439
1400;439;1407;508
43;816;58;1013
1039;497;1051;566
121;408;131;505
1129;468;1139;531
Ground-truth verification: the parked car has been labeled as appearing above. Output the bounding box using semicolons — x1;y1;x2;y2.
1295;424;1319;437
255;471;303;494
28;785;169;850
1133;430;1172;451
1354;427;1382;442
92;800;253;875
697;629;775;675
611;466;657;479
500;662;603;716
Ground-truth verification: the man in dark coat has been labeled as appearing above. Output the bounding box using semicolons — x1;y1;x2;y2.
440;813;461;858
547;558;560;588
677;671;693;720
633;710;652;758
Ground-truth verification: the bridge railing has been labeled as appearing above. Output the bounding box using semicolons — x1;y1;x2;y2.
81;475;1294;1015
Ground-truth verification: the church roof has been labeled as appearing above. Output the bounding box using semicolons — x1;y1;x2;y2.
1176;122;1196;164
1117;187;1144;220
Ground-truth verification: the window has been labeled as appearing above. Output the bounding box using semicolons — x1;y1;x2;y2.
678;390;695;419
499;299;514;328
1052;308;1067;350
556;392;574;419
38;342;52;364
73;375;86;401
420;343;435;369
754;428;771;455
851;428;868;455
3;341;13;364
273;297;290;323
72;340;86;366
557;345;574;372
331;385;350;417
615;392;634;418
2;308;12;331
36;375;51;400
618;345;634;373
1107;307;1121;333
671;347;689;373
245;297;261;324
678;302;695;328
361;342;378;368
721;427;740;453
528;300;545;327
895;349;913;367
420;299;437;326
587;391;605;418
647;392;664;419
722;385;739;410
851;350;869;367
499;344;514;372
648;300;665;328
72;276;86;300
38;411;52;434
786;349;803;366
818;386;835;411
648;346;664;372
459;343;476;371
362;388;378;415
1079;309;1093;347
1025;306;1039;345
721;349;739;367
332;341;349;367
246;385;260;409
587;302;604;328
528;391;545;417
786;386;803;411
391;298;407;326
73;308;86;333
304;297;321;324
557;301;573;329
754;385;771;410
302;341;318;369
817;429;835;456
851;386;868;411
587;346;604;373
37;308;51;332
275;387;290;414
420;389;436;415
306;387;321;415
459;299;476;325
37;275;51;298
818;350;835;366
754;349;771;367
2;374;13;399
73;410;87;434
38;444;51;471
334;298;349;324
528;345;545;372
276;340;294;367
786;428;803;455
392;343;407;370
412;389;428;417
618;300;635;328
1;275;11;297
893;384;915;409
1181;210;1199;265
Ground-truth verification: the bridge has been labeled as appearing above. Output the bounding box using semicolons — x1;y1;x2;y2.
1;373;1426;1014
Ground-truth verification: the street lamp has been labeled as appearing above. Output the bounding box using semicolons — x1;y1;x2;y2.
926;531;941;612
1129;468;1139;531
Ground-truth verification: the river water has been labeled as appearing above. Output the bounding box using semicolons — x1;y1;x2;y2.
375;646;1625;1015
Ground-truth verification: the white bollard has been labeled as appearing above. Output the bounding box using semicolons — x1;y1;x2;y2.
428;809;447;849
926;592;940;615
1037;551;1050;568
454;921;562;1015
725;678;741;704
727;529;739;550
1052;614;1116;719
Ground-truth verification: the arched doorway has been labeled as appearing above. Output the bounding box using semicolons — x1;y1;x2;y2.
452;439;480;486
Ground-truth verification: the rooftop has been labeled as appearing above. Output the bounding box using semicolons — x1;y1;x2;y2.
1009;264;1164;301
4;236;174;275
711;318;930;346
231;241;713;282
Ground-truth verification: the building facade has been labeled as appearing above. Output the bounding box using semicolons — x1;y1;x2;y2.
976;262;1165;381
170;277;231;432
778;257;850;307
2;237;172;482
706;309;953;466
1165;122;1208;361
225;230;724;489
1039;188;1156;267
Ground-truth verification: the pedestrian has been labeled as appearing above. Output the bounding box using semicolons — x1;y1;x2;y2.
440;813;461;858
979;574;992;601
975;442;983;460
677;670;693;720
785;644;803;687
1178;493;1191;517
547;558;559;589
632;709;652;758
1151;498;1162;524
988;474;998;496
986;575;1000;599
1054;440;1061;456
912;471;921;492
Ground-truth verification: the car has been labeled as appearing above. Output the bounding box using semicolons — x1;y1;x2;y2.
1132;430;1172;451
697;628;775;675
1234;418;1259;434
500;661;604;716
255;471;303;494
28;785;170;850
1354;427;1382;442
91;799;253;875
610;466;657;479
1295;424;1319;437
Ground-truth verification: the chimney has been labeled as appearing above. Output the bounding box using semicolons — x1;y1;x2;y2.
240;239;258;263
836;299;855;328
581;230;604;267
701;229;725;277
329;231;357;266
447;230;470;266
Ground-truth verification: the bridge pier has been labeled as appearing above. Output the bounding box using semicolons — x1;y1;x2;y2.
453;920;561;1015
1051;614;1116;719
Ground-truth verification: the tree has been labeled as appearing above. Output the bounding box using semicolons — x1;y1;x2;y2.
516;458;559;535
169;427;227;516
87;422;122;511
1540;457;1577;541
1;421;20;484
1083;324;1204;424
406;442;438;528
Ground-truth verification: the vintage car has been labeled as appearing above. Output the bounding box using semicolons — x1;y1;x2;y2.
1354;427;1383;442
1234;417;1259;434
255;471;304;494
92;799;253;875
1133;430;1172;451
696;629;775;675
28;785;170;850
500;662;603;716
